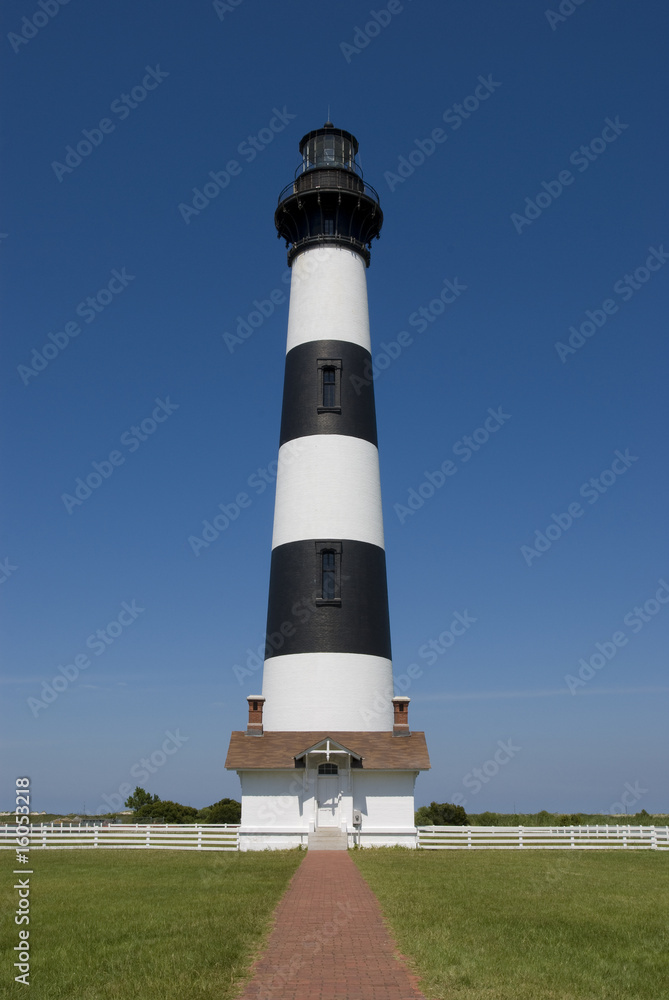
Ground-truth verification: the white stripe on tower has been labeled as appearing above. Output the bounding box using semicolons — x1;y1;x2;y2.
286;246;372;352
262;654;392;731
271;434;384;550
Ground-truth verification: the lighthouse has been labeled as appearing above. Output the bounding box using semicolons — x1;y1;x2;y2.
226;122;430;850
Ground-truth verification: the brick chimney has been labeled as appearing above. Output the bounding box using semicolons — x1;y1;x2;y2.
246;695;265;735
392;696;410;736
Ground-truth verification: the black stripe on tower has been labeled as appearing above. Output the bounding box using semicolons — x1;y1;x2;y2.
265;539;391;660
279;340;377;447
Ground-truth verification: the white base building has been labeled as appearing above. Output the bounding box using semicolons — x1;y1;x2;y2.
226;726;430;850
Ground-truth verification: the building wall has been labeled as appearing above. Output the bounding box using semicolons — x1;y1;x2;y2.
239;769;308;830
352;770;417;830
238;767;418;850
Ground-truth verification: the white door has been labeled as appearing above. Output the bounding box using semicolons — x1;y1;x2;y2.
317;777;340;827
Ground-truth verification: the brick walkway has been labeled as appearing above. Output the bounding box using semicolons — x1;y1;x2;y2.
238;851;428;1000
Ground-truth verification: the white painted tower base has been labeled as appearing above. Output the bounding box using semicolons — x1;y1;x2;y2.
261;653;393;731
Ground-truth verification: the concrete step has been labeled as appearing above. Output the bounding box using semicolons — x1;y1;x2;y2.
308;829;348;851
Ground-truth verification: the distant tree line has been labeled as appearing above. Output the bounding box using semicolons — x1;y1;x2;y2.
123;787;241;824
415;804;657;826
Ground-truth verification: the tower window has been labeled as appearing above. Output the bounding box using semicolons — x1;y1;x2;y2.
317;359;342;413
318;762;338;775
322;367;336;407
315;541;342;605
322;550;335;600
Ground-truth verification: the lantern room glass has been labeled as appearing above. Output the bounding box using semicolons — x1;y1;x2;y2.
303;134;355;171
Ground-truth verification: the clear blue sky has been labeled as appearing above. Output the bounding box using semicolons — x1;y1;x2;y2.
2;0;667;816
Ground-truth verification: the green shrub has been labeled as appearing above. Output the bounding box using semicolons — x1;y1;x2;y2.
132;800;199;824
474;811;501;826
558;813;582;826
415;801;469;826
198;798;241;824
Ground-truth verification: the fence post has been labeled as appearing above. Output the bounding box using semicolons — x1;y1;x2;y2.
519;826;523;850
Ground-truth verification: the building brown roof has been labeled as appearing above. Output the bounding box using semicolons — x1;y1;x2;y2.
225;731;430;771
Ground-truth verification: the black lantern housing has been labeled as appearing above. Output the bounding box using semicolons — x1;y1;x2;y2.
275;121;383;266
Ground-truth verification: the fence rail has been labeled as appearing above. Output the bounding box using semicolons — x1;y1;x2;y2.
417;825;669;850
0;823;239;851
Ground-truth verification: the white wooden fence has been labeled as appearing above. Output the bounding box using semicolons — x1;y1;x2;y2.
0;823;239;851
417;825;669;850
3;823;667;851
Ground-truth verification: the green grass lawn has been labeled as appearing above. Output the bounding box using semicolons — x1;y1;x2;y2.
1;849;304;1000
352;849;669;1000
3;848;667;1000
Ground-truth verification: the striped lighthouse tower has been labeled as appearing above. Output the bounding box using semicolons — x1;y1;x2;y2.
226;123;430;849
261;121;392;732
